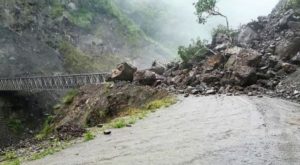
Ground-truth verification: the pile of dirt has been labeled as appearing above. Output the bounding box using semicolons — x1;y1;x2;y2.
52;83;169;139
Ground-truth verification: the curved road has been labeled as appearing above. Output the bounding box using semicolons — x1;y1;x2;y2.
25;96;300;165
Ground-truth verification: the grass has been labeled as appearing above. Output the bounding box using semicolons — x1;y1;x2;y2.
0;151;20;165
145;97;177;110
62;90;78;105
68;8;94;28
4;152;17;161
59;41;121;73
0;159;20;165
83;131;95;141
110;96;177;128
35;116;54;140
111;119;127;128
59;42;96;73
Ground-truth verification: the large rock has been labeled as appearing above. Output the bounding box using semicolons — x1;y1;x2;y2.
275;38;300;60
134;70;165;86
225;48;261;68
110;63;137;82
149;61;166;75
237;26;259;47
223;48;261;86
203;54;225;72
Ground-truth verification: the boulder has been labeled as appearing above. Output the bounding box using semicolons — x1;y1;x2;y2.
212;33;231;46
200;73;222;84
150;60;166;75
149;66;165;75
203;54;225;72
291;52;300;64
281;63;297;74
133;70;165;86
224;48;261;86
225;48;261;68
275;38;300;60
110;63;137;82
237;26;259;47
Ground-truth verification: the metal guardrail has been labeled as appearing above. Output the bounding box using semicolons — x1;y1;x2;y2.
0;73;108;91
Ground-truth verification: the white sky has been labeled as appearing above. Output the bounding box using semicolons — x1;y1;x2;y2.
168;0;280;40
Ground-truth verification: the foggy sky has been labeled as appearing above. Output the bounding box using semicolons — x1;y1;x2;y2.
166;0;280;40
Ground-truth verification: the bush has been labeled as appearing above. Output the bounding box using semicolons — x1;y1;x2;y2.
212;24;236;38
112;119;126;128
287;0;300;9
83;131;95;141
178;39;209;62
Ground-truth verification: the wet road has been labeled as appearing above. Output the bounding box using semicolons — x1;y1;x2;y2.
25;95;300;165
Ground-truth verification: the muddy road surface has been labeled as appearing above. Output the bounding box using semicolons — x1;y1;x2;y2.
25;95;300;165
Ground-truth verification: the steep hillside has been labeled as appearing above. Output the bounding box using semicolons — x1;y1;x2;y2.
0;0;172;77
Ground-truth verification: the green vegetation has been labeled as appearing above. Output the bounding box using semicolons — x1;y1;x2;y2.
68;9;94;27
1;151;20;165
59;41;121;73
4;152;17;161
0;159;20;165
195;0;229;29
83;131;95;141
28;145;64;161
59;42;97;73
7;119;23;135
62;90;78;105
111;119;127;128
145;97;177;110
178;39;209;63
287;0;300;9
100;0;149;46
50;4;64;18
212;25;236;38
35;116;54;140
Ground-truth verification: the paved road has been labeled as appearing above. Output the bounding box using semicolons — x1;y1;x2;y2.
25;95;300;165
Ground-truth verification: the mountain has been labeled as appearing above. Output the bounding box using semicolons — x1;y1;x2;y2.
0;0;173;77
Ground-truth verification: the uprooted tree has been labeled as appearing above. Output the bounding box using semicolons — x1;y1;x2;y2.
194;0;229;29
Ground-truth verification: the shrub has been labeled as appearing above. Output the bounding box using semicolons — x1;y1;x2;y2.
212;24;236;38
287;0;300;9
83;131;95;141
112;119;126;128
178;39;209;63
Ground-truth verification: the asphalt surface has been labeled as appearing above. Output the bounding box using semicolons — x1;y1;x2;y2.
25;95;300;165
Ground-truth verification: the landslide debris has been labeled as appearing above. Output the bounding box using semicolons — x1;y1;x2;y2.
50;83;170;140
106;0;300;102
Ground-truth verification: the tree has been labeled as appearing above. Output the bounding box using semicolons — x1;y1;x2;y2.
194;0;229;29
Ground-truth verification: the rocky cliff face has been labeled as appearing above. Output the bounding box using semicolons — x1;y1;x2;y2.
0;0;173;148
0;0;172;77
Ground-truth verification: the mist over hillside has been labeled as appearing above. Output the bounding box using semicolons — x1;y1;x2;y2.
118;0;279;52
